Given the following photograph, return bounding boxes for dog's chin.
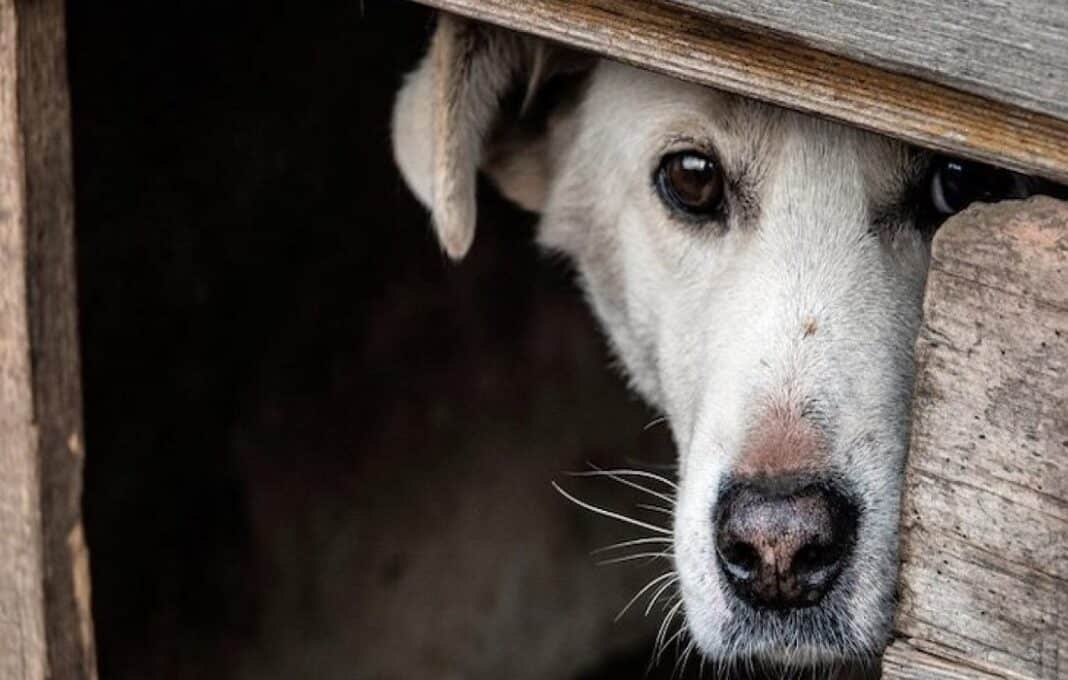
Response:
[698,638,879,673]
[684,587,887,677]
[693,639,881,680]
[696,651,879,680]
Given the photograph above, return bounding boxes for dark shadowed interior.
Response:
[68,2,704,678]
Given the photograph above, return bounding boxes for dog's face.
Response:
[550,62,929,665]
[392,18,1055,669]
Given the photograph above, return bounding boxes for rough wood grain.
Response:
[413,0,1068,184]
[0,1,48,675]
[670,0,1068,122]
[1,0,97,677]
[886,197,1068,679]
[883,639,1005,679]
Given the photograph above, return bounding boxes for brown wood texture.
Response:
[669,0,1068,121]
[885,196,1068,679]
[883,640,1004,679]
[0,0,96,678]
[413,0,1068,184]
[0,0,48,673]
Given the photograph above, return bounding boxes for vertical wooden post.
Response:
[883,197,1068,679]
[0,0,96,678]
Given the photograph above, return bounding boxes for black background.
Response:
[69,2,683,677]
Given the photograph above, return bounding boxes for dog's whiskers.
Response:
[644,574,680,616]
[675,637,698,679]
[660,619,688,662]
[654,597,685,664]
[555,466,690,672]
[643,415,668,432]
[566,467,677,504]
[662,624,690,676]
[636,502,673,516]
[585,462,678,488]
[552,482,671,535]
[591,536,673,555]
[596,549,674,567]
[614,571,679,622]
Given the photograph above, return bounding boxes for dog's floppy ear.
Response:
[392,14,592,260]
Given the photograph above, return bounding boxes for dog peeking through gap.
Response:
[391,14,1067,675]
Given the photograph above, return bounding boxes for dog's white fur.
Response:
[392,18,933,666]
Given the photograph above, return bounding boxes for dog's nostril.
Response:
[717,541,760,581]
[791,541,846,590]
[714,478,858,610]
[793,541,841,570]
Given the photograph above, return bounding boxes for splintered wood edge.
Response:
[412,0,1068,184]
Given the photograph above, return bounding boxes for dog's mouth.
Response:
[680,558,890,676]
[715,604,875,663]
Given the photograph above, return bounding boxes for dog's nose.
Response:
[714,478,857,609]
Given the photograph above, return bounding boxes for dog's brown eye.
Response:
[656,151,725,218]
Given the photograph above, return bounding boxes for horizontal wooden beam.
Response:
[413,0,1068,184]
[670,0,1068,122]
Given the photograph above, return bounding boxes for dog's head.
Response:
[392,16,1055,668]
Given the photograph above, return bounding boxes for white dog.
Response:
[391,15,1060,672]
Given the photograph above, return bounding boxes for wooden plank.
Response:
[413,0,1068,184]
[18,1,97,677]
[885,196,1068,679]
[883,639,1006,679]
[670,0,1068,122]
[0,0,97,678]
[0,1,48,675]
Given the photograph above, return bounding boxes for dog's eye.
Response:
[656,151,725,218]
[928,156,1027,216]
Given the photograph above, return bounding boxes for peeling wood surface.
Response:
[0,0,96,677]
[413,0,1068,184]
[670,0,1068,121]
[885,197,1068,679]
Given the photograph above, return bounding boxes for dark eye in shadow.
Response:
[904,155,1068,236]
[655,151,725,219]
[927,156,1028,217]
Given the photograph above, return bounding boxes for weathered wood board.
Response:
[670,0,1068,122]
[884,196,1068,679]
[414,0,1068,184]
[0,1,48,674]
[0,0,96,678]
